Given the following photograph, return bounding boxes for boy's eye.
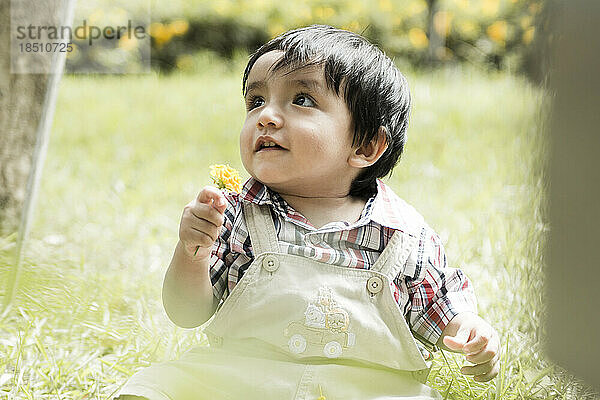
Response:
[294,94,316,107]
[246,95,264,110]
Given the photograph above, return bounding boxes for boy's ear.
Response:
[348,126,389,169]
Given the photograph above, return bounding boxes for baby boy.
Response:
[120,25,501,400]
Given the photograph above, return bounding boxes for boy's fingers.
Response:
[197,186,227,213]
[466,347,497,364]
[461,354,499,376]
[463,329,494,354]
[188,203,224,228]
[443,327,472,352]
[465,335,500,364]
[188,226,217,248]
[472,362,500,382]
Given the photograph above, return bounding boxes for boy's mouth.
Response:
[255,136,286,152]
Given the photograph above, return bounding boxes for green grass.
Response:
[0,61,597,399]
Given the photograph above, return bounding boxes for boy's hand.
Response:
[439,312,500,382]
[179,186,227,260]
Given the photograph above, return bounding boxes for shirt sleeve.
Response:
[405,225,477,346]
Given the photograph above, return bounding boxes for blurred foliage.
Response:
[65,0,547,79]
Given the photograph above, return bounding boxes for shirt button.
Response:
[262,255,279,272]
[366,276,384,295]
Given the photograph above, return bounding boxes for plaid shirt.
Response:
[209,178,477,345]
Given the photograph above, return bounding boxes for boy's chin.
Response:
[251,174,295,192]
[250,171,285,186]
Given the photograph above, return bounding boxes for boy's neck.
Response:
[277,192,367,229]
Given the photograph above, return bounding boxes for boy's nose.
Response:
[257,105,284,129]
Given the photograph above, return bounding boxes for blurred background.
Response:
[66,0,548,79]
[2,0,598,399]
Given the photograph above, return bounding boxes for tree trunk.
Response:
[0,1,50,235]
[425,0,442,66]
[546,0,600,390]
[1,0,75,311]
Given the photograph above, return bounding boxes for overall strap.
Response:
[370,229,419,280]
[243,202,281,255]
[371,231,419,280]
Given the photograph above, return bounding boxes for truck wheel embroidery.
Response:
[288,334,307,354]
[283,286,354,358]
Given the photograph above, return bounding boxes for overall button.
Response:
[366,276,383,294]
[262,255,279,272]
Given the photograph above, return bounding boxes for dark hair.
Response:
[242,25,411,200]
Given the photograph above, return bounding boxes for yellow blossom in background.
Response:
[523,27,535,45]
[169,20,189,36]
[487,20,507,45]
[408,28,429,49]
[149,22,174,47]
[434,11,454,37]
[149,20,189,47]
[482,0,500,16]
[210,164,242,193]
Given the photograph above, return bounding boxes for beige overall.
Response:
[117,202,442,400]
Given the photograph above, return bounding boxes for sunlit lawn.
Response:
[0,60,597,399]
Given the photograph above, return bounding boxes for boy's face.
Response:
[240,50,359,197]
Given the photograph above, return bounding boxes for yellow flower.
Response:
[210,164,242,193]
[487,20,507,44]
[149,22,174,47]
[409,28,429,49]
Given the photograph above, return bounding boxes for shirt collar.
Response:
[239,177,420,235]
[239,177,272,205]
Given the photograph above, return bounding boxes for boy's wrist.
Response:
[175,240,211,268]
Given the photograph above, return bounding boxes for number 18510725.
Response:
[19,42,73,53]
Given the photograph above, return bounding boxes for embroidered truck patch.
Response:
[283,286,356,358]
